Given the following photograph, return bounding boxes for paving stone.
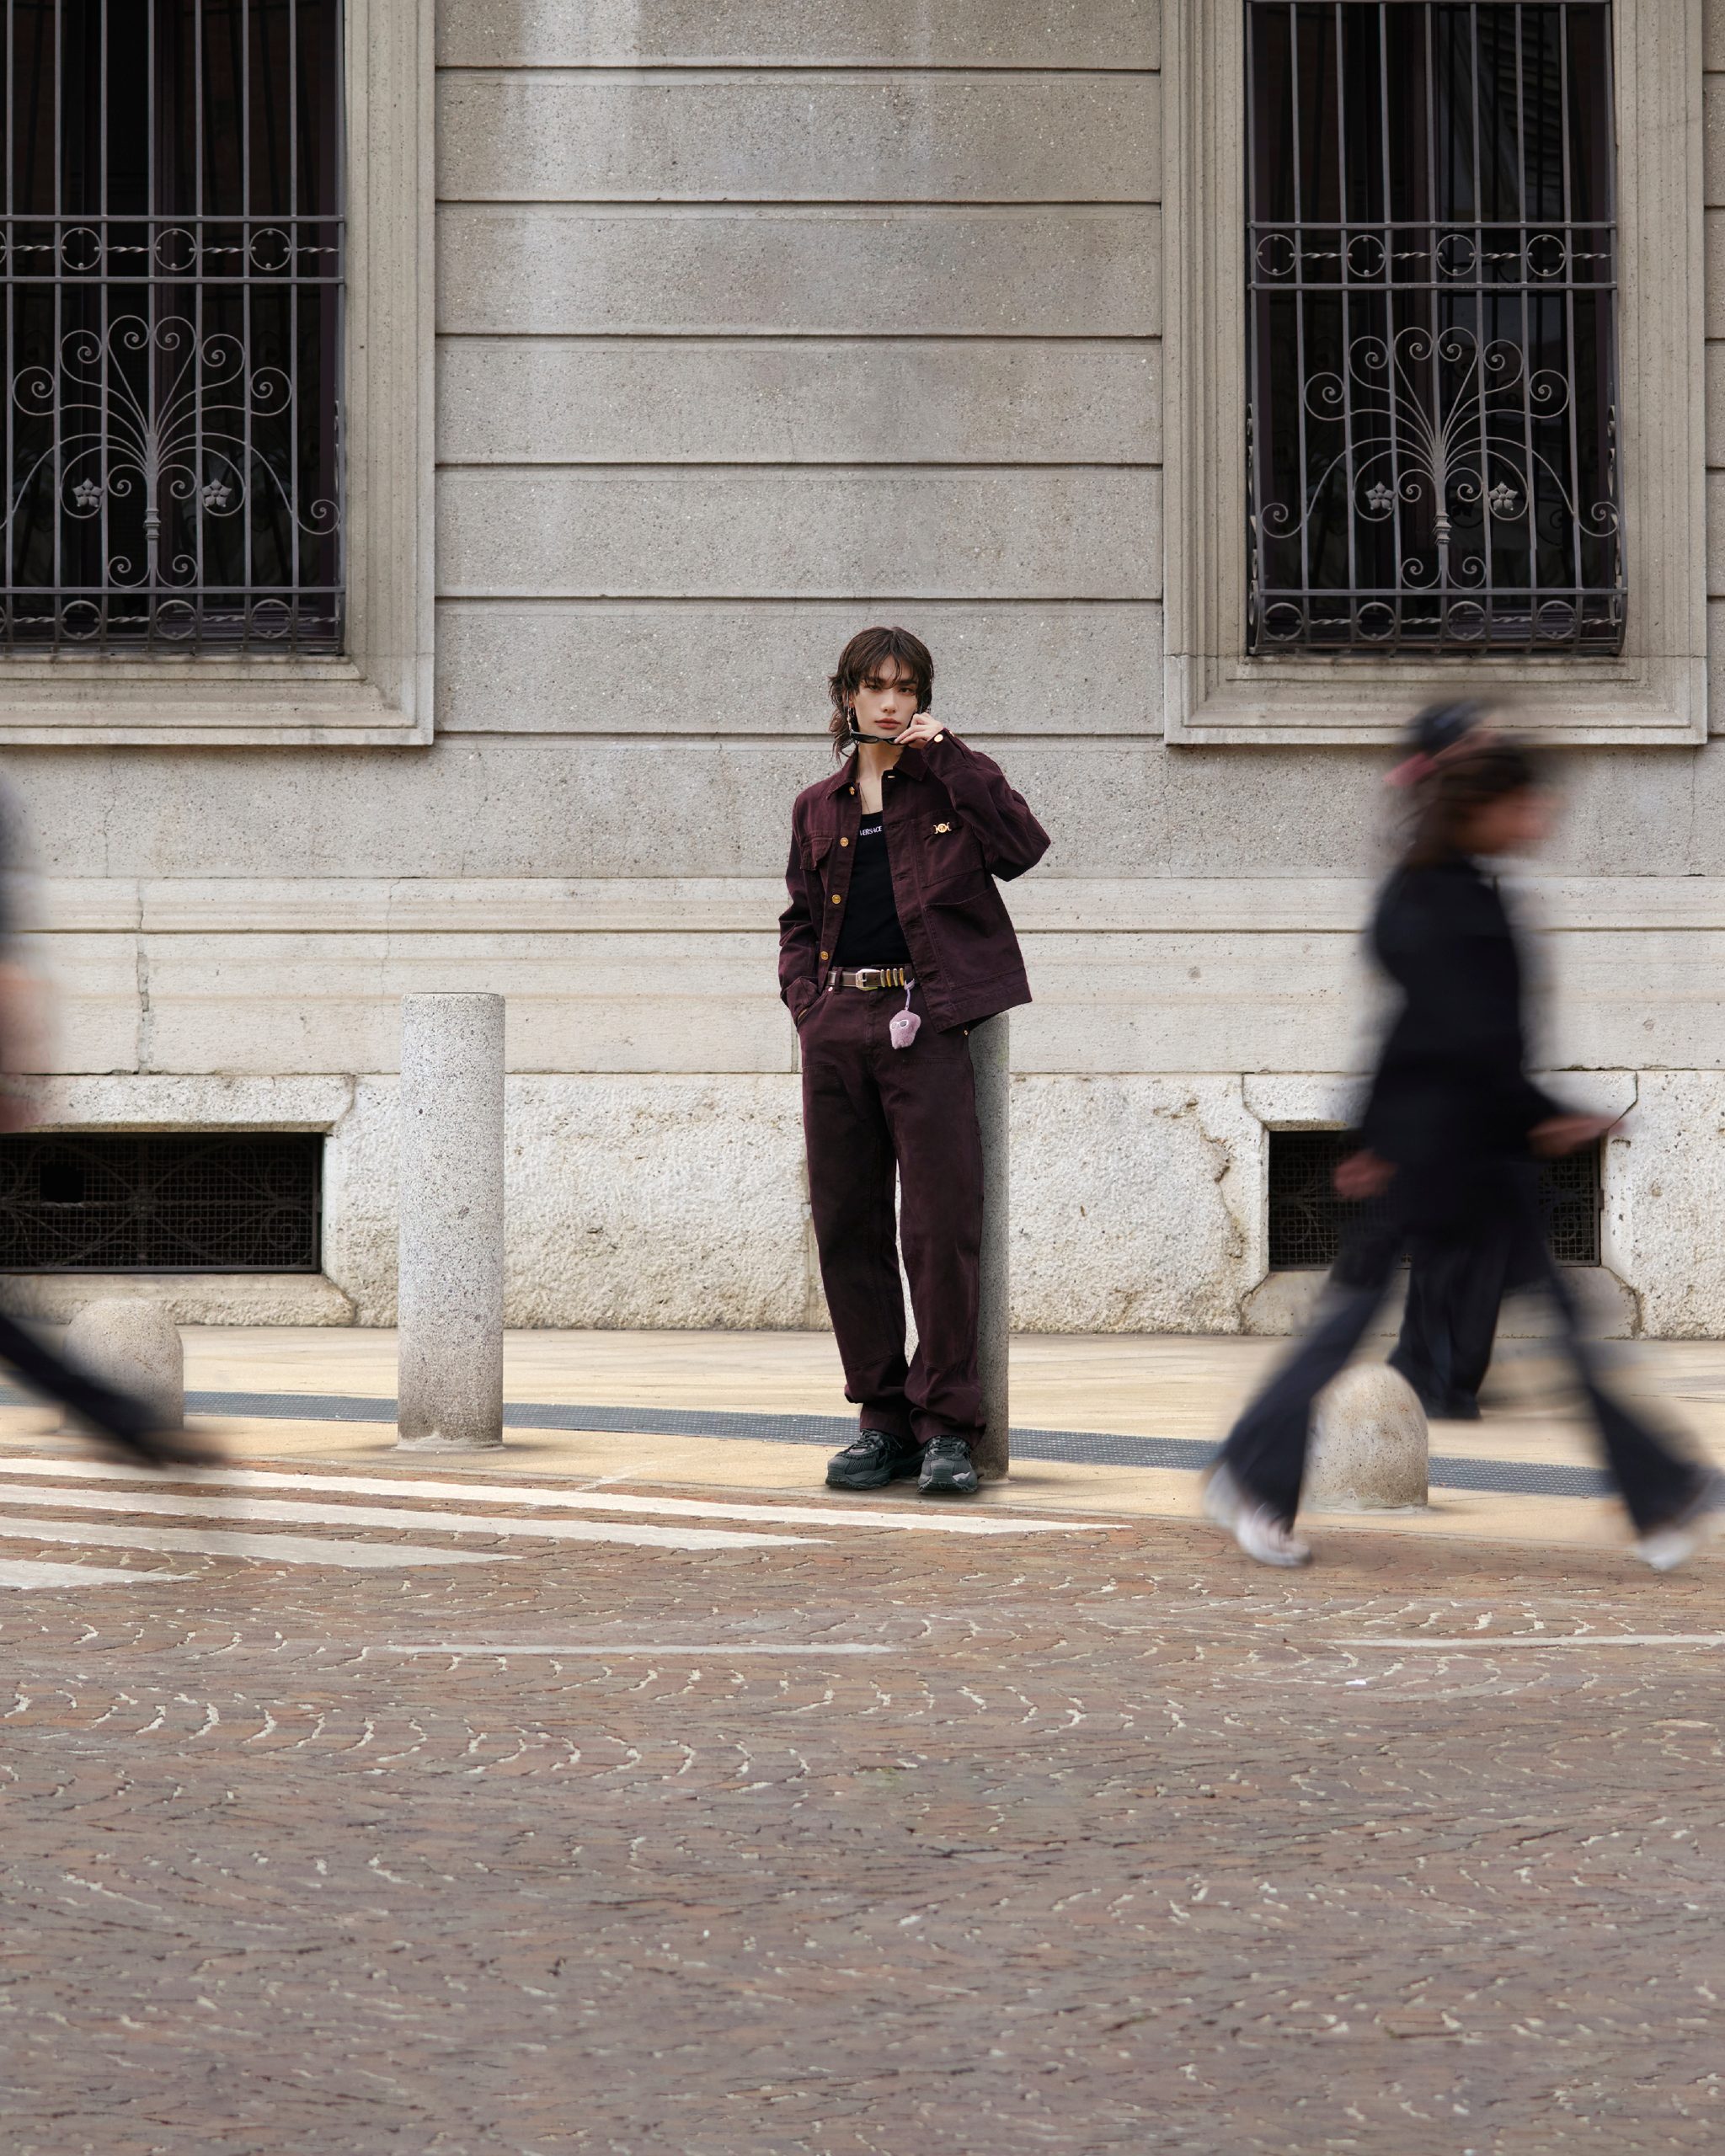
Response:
[0,1500,1722,2152]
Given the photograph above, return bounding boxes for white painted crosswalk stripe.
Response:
[378,1642,895,1658]
[0,1516,509,1569]
[0,1454,1114,1535]
[0,1556,195,1589]
[0,1450,1116,1578]
[0,1482,824,1552]
[1336,1633,1725,1651]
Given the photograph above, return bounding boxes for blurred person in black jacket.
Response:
[1204,739,1717,1572]
[1381,699,1517,1421]
[0,803,216,1466]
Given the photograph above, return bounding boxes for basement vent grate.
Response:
[1267,1130,1601,1271]
[0,1133,322,1273]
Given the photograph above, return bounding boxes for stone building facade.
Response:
[5,1,1725,1338]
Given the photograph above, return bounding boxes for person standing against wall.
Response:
[779,628,1049,1497]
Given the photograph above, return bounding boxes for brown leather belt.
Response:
[833,966,911,990]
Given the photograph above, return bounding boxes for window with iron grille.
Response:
[1267,1129,1601,1269]
[1,1,343,655]
[0,1132,322,1271]
[1246,2,1623,657]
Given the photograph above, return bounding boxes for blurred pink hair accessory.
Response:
[1385,700,1493,788]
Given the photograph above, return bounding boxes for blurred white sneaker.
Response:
[1635,1476,1725,1572]
[1203,1462,1313,1568]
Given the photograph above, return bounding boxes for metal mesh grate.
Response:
[1267,1129,1600,1269]
[0,1131,321,1270]
[1539,1138,1603,1266]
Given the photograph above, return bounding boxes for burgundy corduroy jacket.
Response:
[777,730,1050,1033]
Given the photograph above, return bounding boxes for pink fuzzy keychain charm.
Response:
[889,982,921,1050]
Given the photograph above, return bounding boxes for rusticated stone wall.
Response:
[8,1,1725,1337]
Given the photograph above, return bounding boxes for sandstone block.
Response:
[438,73,1157,206]
[439,466,1158,603]
[436,0,1158,69]
[440,205,1159,339]
[436,598,1162,738]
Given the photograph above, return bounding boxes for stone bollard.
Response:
[969,1013,1010,1481]
[396,993,505,1452]
[1306,1362,1429,1511]
[58,1297,184,1433]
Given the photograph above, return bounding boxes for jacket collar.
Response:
[820,745,927,797]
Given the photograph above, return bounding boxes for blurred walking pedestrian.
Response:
[1204,738,1718,1571]
[1383,699,1514,1422]
[0,797,216,1467]
[779,627,1049,1497]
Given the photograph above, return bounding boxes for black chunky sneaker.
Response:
[825,1428,921,1491]
[918,1433,980,1497]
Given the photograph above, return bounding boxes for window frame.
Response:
[1163,0,1706,745]
[0,0,433,747]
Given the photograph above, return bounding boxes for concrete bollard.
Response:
[1306,1363,1429,1511]
[396,993,505,1452]
[970,1012,1010,1481]
[59,1297,184,1433]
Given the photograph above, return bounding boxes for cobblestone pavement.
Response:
[2,1461,1723,2154]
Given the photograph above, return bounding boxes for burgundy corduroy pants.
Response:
[798,984,984,1446]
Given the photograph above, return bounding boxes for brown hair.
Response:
[1404,738,1542,867]
[826,627,933,757]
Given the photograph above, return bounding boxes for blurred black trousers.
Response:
[1390,1223,1516,1419]
[1219,1162,1702,1534]
[0,1307,152,1444]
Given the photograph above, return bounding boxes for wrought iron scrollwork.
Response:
[1255,325,1621,648]
[6,315,339,634]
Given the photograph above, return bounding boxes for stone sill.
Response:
[1243,1267,1635,1341]
[2,1273,355,1326]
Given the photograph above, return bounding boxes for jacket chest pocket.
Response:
[921,818,985,893]
[798,820,839,876]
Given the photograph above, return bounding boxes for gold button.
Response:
[932,732,944,743]
[831,893,841,904]
[839,836,849,847]
[820,950,829,961]
[848,786,856,795]
[934,822,951,835]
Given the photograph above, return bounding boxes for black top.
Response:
[830,814,911,969]
[1359,855,1560,1169]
